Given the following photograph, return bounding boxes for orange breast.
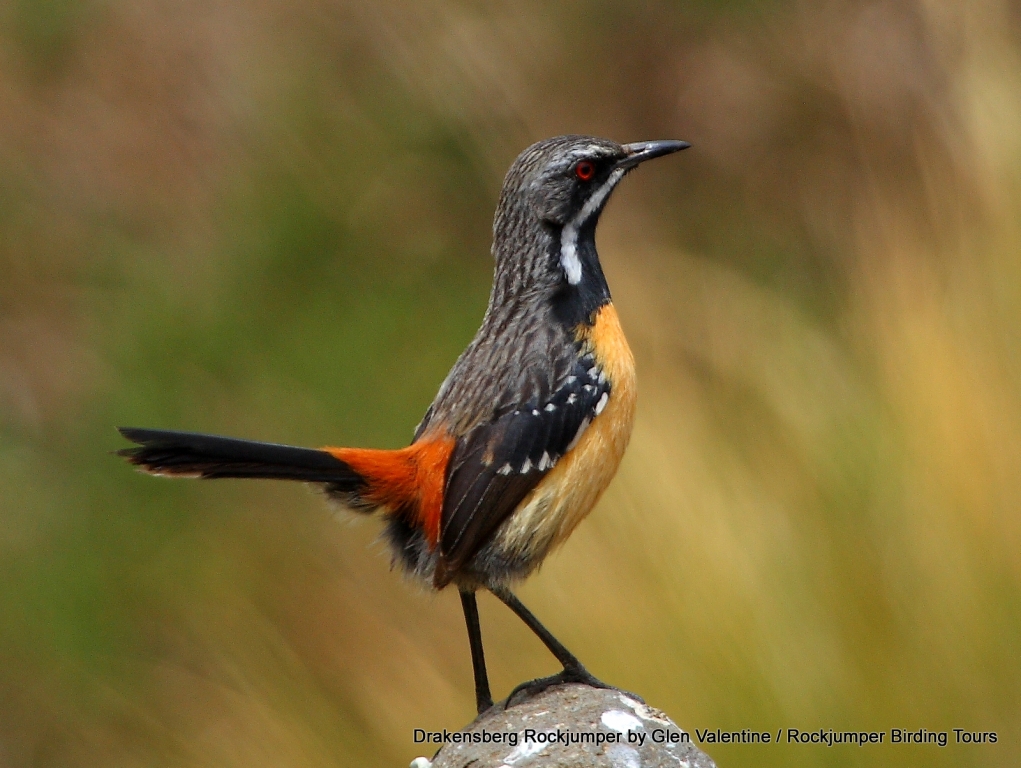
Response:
[326,434,455,546]
[489,302,637,569]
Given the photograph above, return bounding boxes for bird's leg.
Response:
[459,589,494,714]
[488,586,644,708]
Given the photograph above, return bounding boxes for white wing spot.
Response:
[566,417,591,451]
[545,403,556,412]
[565,375,577,384]
[567,393,578,404]
[538,451,553,470]
[588,366,600,378]
[532,409,540,416]
[498,463,513,475]
[520,457,532,473]
[595,392,609,415]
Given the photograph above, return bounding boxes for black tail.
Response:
[117,427,363,488]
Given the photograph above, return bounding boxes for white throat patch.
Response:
[559,167,625,285]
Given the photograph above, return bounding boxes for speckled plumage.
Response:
[117,134,688,715]
[389,137,646,589]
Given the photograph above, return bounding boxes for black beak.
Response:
[618,140,690,170]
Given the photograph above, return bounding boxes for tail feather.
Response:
[117,427,363,488]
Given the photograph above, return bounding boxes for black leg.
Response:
[459,589,493,714]
[489,585,644,707]
[489,586,581,668]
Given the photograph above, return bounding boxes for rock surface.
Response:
[411,684,717,768]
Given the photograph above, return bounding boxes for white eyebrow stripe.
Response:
[559,166,625,285]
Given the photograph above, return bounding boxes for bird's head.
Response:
[491,135,688,303]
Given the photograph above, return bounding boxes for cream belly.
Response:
[491,303,637,572]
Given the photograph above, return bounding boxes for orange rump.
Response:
[325,434,455,546]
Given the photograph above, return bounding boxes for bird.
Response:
[117,135,688,715]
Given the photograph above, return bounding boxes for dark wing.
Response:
[438,354,611,577]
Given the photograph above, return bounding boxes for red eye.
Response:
[575,161,595,181]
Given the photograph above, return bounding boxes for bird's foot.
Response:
[504,663,644,710]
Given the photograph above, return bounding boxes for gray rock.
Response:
[411,684,717,768]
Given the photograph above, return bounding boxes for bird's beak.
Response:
[618,140,690,170]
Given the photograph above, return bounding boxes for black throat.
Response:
[549,220,611,330]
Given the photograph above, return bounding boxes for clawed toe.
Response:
[504,664,644,709]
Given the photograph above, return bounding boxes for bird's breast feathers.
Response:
[490,302,637,565]
[331,301,636,587]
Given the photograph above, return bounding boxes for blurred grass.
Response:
[1,1,1020,766]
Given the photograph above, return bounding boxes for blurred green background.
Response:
[1,1,1019,766]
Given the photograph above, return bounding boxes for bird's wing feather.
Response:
[439,354,610,574]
